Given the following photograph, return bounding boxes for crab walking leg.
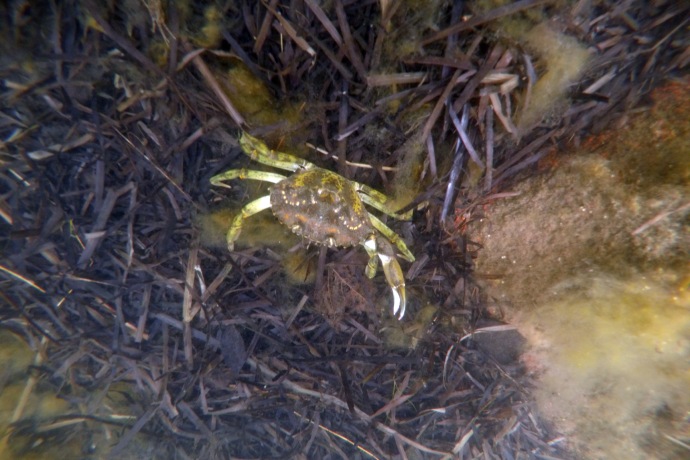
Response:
[367,213,415,262]
[239,132,316,172]
[210,169,286,187]
[353,182,413,220]
[226,195,272,251]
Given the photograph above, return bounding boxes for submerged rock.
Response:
[468,79,690,459]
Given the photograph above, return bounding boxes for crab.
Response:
[210,132,415,319]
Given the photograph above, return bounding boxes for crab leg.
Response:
[239,132,316,172]
[379,251,407,320]
[367,213,415,262]
[362,236,380,279]
[210,169,286,187]
[354,182,413,220]
[362,236,407,320]
[226,195,272,251]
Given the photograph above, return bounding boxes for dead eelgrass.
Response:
[1,0,687,458]
[314,260,378,324]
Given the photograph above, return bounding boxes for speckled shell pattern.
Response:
[269,168,372,247]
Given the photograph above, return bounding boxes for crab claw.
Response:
[362,235,408,320]
[377,252,406,320]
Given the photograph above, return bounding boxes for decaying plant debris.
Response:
[1,0,687,458]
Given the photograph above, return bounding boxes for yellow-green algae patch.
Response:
[198,208,297,252]
[383,303,440,350]
[389,127,430,211]
[197,208,316,286]
[215,62,306,151]
[516,22,591,132]
[469,1,591,134]
[0,330,152,458]
[525,273,690,460]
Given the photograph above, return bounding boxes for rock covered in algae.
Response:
[467,79,690,459]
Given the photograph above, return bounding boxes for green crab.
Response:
[210,132,415,320]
